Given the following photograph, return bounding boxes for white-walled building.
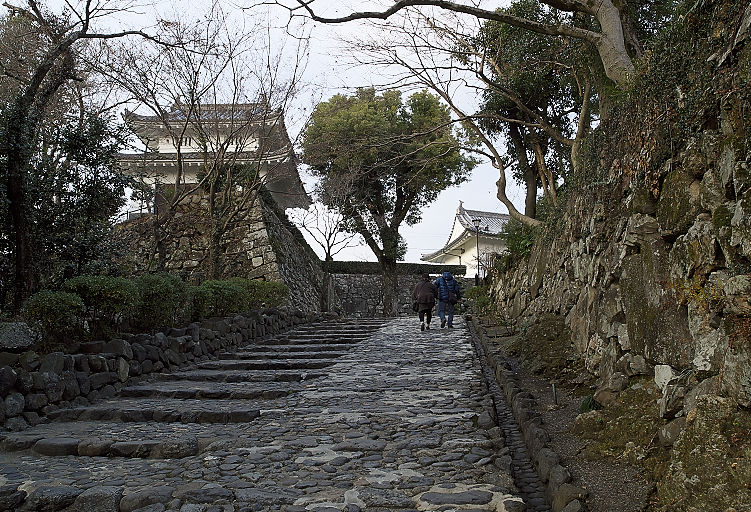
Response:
[118,102,309,212]
[421,202,509,280]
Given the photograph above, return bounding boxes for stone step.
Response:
[239,343,355,353]
[218,350,349,360]
[47,398,265,424]
[1,431,203,459]
[196,359,337,371]
[284,324,385,334]
[259,336,365,345]
[155,369,326,383]
[119,381,300,400]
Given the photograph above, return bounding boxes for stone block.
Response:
[25,393,48,411]
[90,372,118,390]
[683,375,722,416]
[536,447,559,483]
[0,322,38,353]
[110,440,160,458]
[61,371,80,401]
[88,354,107,372]
[4,391,24,416]
[23,485,82,510]
[0,366,18,396]
[0,485,26,511]
[117,357,130,382]
[33,437,81,456]
[5,416,28,431]
[552,483,587,512]
[659,416,687,447]
[78,439,113,457]
[658,383,687,419]
[724,274,751,315]
[67,485,123,512]
[39,351,66,374]
[657,167,703,237]
[119,486,175,512]
[654,365,676,392]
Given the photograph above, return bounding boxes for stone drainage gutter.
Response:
[467,317,586,512]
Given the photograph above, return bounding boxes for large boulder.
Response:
[0,323,38,353]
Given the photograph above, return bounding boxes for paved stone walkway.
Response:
[0,318,529,512]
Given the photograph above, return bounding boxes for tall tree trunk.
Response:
[381,260,399,317]
[209,223,222,279]
[4,103,39,312]
[508,124,537,219]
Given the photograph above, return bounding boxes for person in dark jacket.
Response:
[434,271,460,328]
[412,273,437,331]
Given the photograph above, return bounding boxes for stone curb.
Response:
[0,308,338,432]
[468,316,586,512]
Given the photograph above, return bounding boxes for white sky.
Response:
[281,1,524,263]
[44,0,524,263]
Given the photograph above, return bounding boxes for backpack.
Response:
[439,277,459,304]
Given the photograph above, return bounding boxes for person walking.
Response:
[412,273,437,331]
[434,271,461,328]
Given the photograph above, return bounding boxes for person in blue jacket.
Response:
[434,271,460,328]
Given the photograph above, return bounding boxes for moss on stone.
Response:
[713,202,733,230]
[656,396,751,511]
[656,168,702,236]
[507,314,573,377]
[620,242,694,368]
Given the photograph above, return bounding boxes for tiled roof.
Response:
[455,202,510,235]
[124,103,275,123]
[421,202,509,261]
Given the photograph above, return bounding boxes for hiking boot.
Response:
[441,320,446,328]
[447,324,454,328]
[420,322,425,331]
[425,323,430,330]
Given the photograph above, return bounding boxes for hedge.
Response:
[136,273,189,331]
[322,261,466,276]
[23,290,84,347]
[24,274,290,346]
[63,275,139,337]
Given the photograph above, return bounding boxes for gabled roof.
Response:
[444,201,509,245]
[454,201,510,235]
[124,103,277,124]
[421,202,509,262]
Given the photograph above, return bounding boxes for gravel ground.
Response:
[476,320,652,512]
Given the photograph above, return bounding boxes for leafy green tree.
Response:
[0,1,173,312]
[475,0,593,218]
[302,88,476,315]
[29,114,131,283]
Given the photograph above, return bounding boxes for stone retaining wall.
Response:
[332,274,471,316]
[115,192,328,313]
[0,309,329,432]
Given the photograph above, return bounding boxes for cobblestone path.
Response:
[0,318,529,512]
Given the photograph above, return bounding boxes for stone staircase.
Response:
[0,319,386,462]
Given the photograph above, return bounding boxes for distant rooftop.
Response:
[124,103,280,124]
[454,201,510,236]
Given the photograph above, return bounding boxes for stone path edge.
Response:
[467,316,587,512]
[0,308,339,432]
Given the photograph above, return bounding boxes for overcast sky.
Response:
[47,0,523,263]
[280,0,523,263]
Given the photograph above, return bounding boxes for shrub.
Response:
[192,279,248,318]
[23,290,84,347]
[63,275,138,337]
[464,285,493,315]
[500,218,538,260]
[136,273,189,331]
[243,279,289,309]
